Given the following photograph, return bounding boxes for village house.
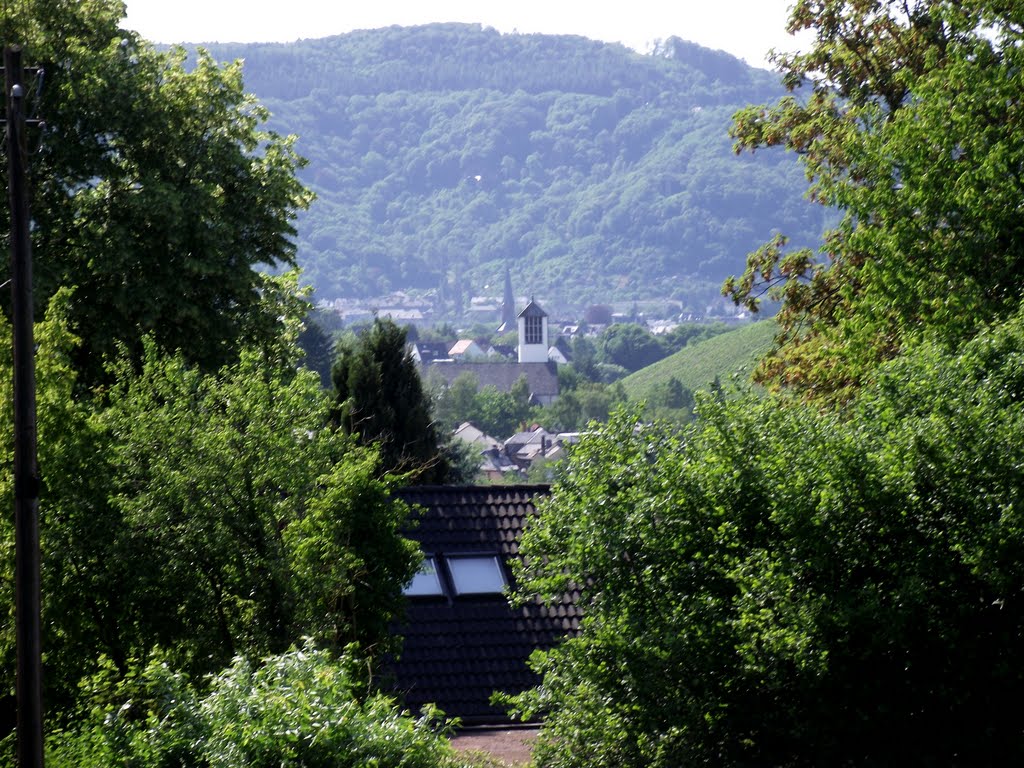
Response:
[387,485,580,724]
[452,421,501,451]
[409,340,452,364]
[502,427,559,468]
[446,338,488,360]
[452,422,577,481]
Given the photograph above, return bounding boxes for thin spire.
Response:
[498,265,516,332]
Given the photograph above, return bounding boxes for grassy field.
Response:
[621,320,777,402]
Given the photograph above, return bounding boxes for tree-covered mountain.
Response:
[202,24,825,315]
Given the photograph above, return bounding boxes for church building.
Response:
[416,297,560,405]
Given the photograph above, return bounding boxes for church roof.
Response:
[517,299,547,319]
[420,361,559,398]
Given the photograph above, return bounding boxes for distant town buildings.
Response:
[314,277,752,331]
[452,421,578,482]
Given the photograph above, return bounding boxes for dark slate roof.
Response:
[411,341,452,363]
[420,361,559,398]
[388,485,580,725]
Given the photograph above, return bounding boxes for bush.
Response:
[47,643,465,768]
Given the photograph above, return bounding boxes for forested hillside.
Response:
[203,25,825,313]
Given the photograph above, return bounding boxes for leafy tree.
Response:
[507,311,1024,766]
[0,1,311,385]
[0,302,419,720]
[536,381,627,433]
[647,375,695,419]
[102,342,416,668]
[416,322,458,343]
[540,390,583,432]
[555,362,584,393]
[46,643,465,768]
[568,336,599,381]
[595,323,665,373]
[430,371,483,431]
[470,375,536,438]
[332,318,452,483]
[0,292,101,718]
[727,1,1024,399]
[593,362,630,384]
[525,454,566,486]
[443,438,486,486]
[658,376,686,409]
[204,24,822,310]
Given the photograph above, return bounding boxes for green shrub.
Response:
[47,643,465,768]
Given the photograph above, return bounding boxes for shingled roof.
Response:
[388,485,580,725]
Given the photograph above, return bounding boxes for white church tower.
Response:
[517,298,549,363]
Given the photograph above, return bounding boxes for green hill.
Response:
[197,26,825,315]
[621,320,777,400]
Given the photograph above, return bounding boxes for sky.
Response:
[122,1,807,69]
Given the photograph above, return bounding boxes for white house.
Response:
[448,339,488,360]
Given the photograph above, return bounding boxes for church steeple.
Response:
[497,266,516,333]
[517,297,549,363]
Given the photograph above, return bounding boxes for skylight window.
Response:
[404,556,444,597]
[447,555,507,595]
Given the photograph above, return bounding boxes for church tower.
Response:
[517,298,549,363]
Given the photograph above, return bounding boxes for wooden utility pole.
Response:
[5,43,44,768]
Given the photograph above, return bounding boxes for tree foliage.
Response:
[508,310,1024,765]
[534,381,628,433]
[46,643,464,768]
[727,0,1024,399]
[296,311,337,387]
[200,24,824,309]
[0,300,419,719]
[594,323,665,373]
[471,376,535,439]
[431,371,537,439]
[332,318,454,483]
[0,0,311,385]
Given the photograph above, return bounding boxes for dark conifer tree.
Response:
[331,318,452,483]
